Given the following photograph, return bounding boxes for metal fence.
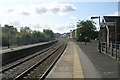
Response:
[2,37,55,47]
[99,42,120,61]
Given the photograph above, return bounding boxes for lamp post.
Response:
[91,16,100,26]
[91,16,101,53]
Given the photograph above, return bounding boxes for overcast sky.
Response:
[0,0,119,33]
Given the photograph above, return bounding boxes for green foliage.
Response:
[2,24,55,46]
[76,20,98,42]
[20,26,32,38]
[32,30,44,38]
[2,24,18,45]
[43,29,54,38]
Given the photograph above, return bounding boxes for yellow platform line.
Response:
[73,42,84,79]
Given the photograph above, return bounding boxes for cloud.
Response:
[55,22,76,33]
[60,4,76,12]
[35,2,76,15]
[21,12,30,15]
[70,16,77,21]
[7,9,14,13]
[56,16,77,32]
[66,23,75,28]
[30,24,43,29]
[35,7,47,15]
[57,26,65,31]
[9,21,20,27]
[51,6,60,14]
[4,2,76,16]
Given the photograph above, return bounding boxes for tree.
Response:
[2,24,55,46]
[76,20,98,42]
[20,26,32,38]
[43,29,54,38]
[2,24,18,46]
[32,30,44,38]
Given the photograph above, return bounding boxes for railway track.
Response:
[1,40,67,80]
[1,41,60,73]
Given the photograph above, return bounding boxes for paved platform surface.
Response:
[47,40,119,79]
[47,41,84,78]
[77,41,118,79]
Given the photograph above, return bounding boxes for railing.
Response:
[99,42,120,61]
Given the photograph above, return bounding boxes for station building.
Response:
[99,16,120,47]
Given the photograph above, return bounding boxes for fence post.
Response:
[100,42,102,53]
[115,44,118,61]
[118,44,120,61]
[106,42,107,53]
[111,43,113,56]
[98,41,101,53]
[101,42,103,53]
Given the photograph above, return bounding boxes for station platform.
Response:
[1,42,48,54]
[47,41,84,78]
[46,40,118,79]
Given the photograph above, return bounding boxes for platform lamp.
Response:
[91,16,100,27]
[91,16,101,53]
[91,16,101,38]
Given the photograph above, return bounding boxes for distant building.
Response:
[62,33,70,38]
[99,16,120,46]
[75,29,77,39]
[70,30,72,38]
[72,30,75,39]
[66,32,70,38]
[70,30,76,39]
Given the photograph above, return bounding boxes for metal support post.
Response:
[106,42,107,53]
[115,20,117,60]
[111,43,113,56]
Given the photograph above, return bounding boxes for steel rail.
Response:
[1,42,60,74]
[13,42,63,80]
[40,43,67,80]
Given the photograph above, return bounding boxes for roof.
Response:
[103,16,120,22]
[103,16,120,28]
